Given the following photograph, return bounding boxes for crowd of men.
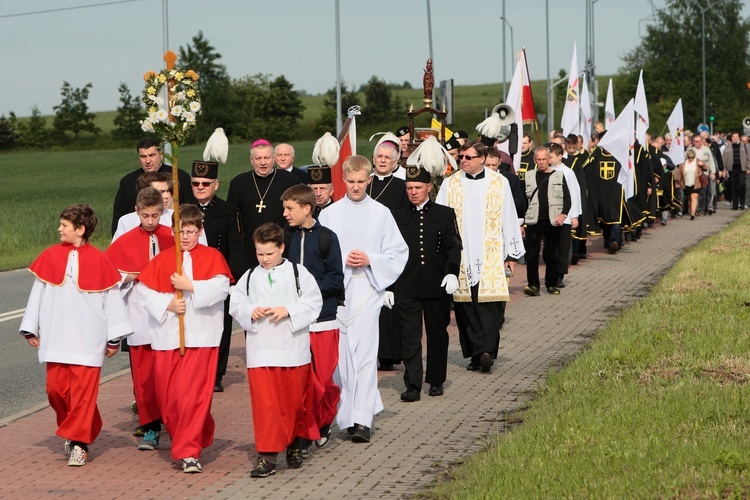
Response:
[104,119,748,473]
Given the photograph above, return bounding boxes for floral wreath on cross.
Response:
[140,68,201,145]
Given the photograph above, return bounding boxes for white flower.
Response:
[170,105,184,117]
[175,91,186,101]
[141,120,155,133]
[182,111,196,123]
[149,95,164,106]
[189,101,201,113]
[155,109,169,122]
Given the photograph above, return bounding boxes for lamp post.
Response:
[693,0,718,126]
[501,15,515,80]
[502,0,506,100]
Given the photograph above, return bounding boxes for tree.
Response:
[0,114,18,150]
[315,82,360,135]
[18,107,50,149]
[178,31,237,141]
[52,81,100,140]
[112,83,145,141]
[230,74,305,142]
[362,76,393,124]
[620,0,750,131]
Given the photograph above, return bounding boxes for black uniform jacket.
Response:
[392,200,462,299]
[193,196,244,281]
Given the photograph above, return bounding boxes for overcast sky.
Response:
[2,0,746,117]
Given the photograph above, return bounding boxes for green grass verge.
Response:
[429,216,750,498]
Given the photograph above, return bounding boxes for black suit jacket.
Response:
[393,201,462,299]
[112,164,194,235]
[193,196,244,281]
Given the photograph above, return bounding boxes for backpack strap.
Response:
[318,226,332,262]
[292,262,301,297]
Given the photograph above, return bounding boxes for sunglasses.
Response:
[191,181,215,188]
[457,154,481,161]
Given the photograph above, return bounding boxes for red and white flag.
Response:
[520,49,536,125]
[499,55,524,171]
[580,76,592,150]
[605,78,615,129]
[560,43,580,137]
[634,70,649,145]
[331,108,358,201]
[666,98,685,166]
[599,98,635,199]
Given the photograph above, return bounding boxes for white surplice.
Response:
[20,250,132,367]
[319,194,408,428]
[136,250,230,351]
[230,260,322,368]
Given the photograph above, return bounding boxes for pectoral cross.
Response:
[256,200,266,213]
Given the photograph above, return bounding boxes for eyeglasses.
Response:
[457,154,481,161]
[179,229,199,236]
[191,181,216,188]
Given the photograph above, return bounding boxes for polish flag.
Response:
[331,108,358,201]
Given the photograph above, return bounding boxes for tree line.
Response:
[0,31,409,152]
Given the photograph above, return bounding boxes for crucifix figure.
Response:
[255,200,267,213]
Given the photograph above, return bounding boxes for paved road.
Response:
[0,208,741,499]
[0,268,130,421]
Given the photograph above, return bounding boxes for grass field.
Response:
[429,215,750,498]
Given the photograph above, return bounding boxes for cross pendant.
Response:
[256,200,266,213]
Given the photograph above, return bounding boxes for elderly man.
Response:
[691,134,718,215]
[112,137,194,235]
[308,165,335,218]
[274,143,310,185]
[227,139,297,272]
[190,160,243,392]
[722,132,750,210]
[436,141,524,374]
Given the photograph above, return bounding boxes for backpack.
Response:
[283,226,346,306]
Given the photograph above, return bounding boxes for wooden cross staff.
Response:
[164,50,186,356]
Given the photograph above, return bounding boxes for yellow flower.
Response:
[149,107,157,113]
[186,89,195,97]
[147,86,156,95]
[158,74,167,83]
[174,72,183,80]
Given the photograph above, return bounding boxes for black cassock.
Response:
[227,168,297,273]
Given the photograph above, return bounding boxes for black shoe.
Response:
[607,242,619,254]
[546,286,560,295]
[466,362,481,371]
[556,278,566,288]
[250,458,276,478]
[286,443,304,468]
[523,285,540,297]
[214,379,224,393]
[132,425,145,437]
[480,352,493,373]
[347,426,355,435]
[299,438,313,459]
[400,388,421,402]
[351,424,371,443]
[378,363,394,371]
[570,254,580,266]
[315,424,333,448]
[428,385,444,397]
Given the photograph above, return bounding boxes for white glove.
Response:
[383,291,395,309]
[441,274,459,294]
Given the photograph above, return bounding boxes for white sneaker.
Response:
[182,457,202,473]
[64,439,71,454]
[68,445,87,467]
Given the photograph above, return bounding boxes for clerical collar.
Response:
[465,169,486,180]
[252,168,276,179]
[374,173,392,181]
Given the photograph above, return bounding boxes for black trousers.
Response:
[730,169,745,208]
[216,298,233,381]
[377,299,402,364]
[397,296,451,391]
[557,223,572,276]
[453,284,505,361]
[525,220,562,288]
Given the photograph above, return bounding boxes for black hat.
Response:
[307,165,332,184]
[405,165,432,183]
[191,160,218,179]
[444,137,461,151]
[396,126,410,137]
[452,130,469,140]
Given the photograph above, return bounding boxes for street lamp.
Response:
[693,0,718,125]
[501,15,515,77]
